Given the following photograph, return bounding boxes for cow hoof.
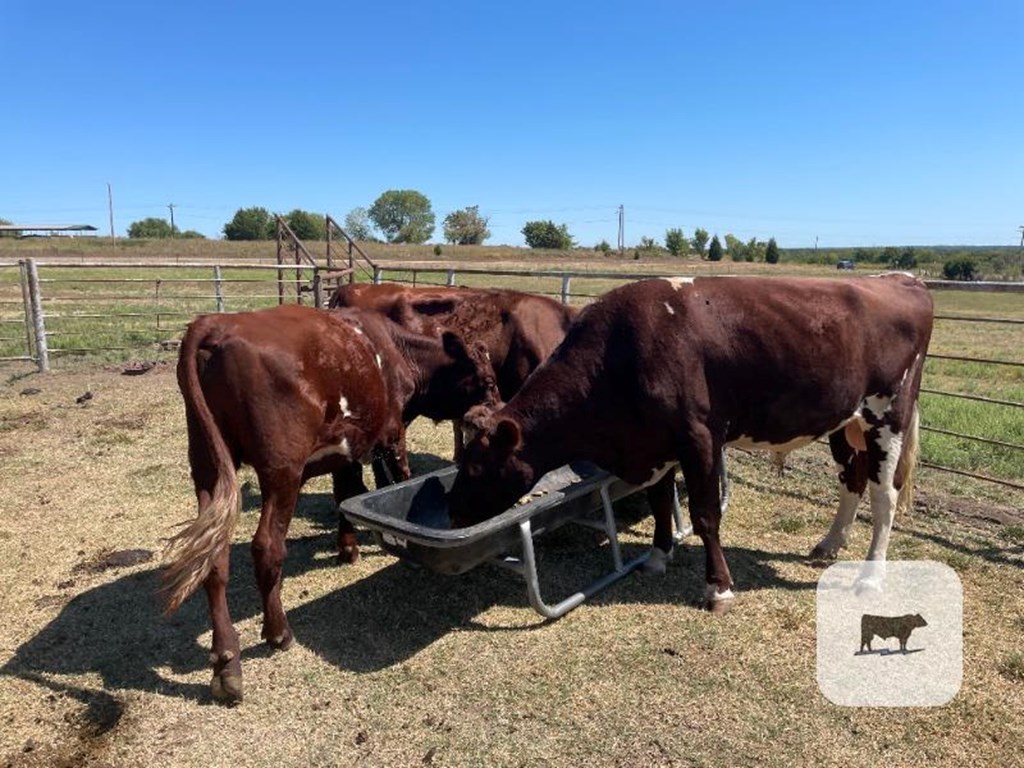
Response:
[705,598,733,616]
[854,577,883,596]
[337,545,360,565]
[265,630,294,651]
[702,585,735,615]
[808,544,838,562]
[855,562,886,594]
[211,673,243,705]
[641,546,672,575]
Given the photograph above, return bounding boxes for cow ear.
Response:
[491,416,522,454]
[442,331,470,361]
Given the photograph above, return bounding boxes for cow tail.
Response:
[895,403,920,517]
[162,321,240,615]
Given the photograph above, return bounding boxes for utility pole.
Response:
[1018,225,1023,273]
[617,204,624,254]
[168,203,176,237]
[107,183,115,240]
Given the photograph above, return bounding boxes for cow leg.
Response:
[251,468,301,650]
[373,430,412,488]
[681,432,733,613]
[331,463,367,564]
[812,432,869,560]
[453,419,465,463]
[187,458,244,703]
[857,423,905,592]
[642,472,678,574]
[204,541,243,704]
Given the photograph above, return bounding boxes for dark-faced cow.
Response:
[328,282,579,457]
[860,613,928,653]
[163,304,497,703]
[448,274,934,611]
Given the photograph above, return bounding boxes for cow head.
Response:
[447,405,535,527]
[912,613,928,628]
[422,331,500,420]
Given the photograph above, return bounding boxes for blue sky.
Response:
[2,1,1021,248]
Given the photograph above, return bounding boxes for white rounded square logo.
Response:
[816,561,962,707]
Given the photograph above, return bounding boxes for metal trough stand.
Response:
[493,480,692,620]
[339,463,696,621]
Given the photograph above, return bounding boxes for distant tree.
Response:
[665,228,688,257]
[724,233,746,262]
[522,220,574,249]
[178,230,206,239]
[890,247,917,270]
[443,205,491,245]
[0,217,14,238]
[223,206,275,241]
[128,217,175,238]
[746,237,765,262]
[708,234,723,262]
[942,258,976,281]
[343,207,373,241]
[368,189,435,243]
[595,239,612,255]
[765,237,780,264]
[283,209,325,241]
[691,227,710,258]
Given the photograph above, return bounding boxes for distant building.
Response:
[0,224,99,238]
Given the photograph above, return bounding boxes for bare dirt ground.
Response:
[1,362,1022,768]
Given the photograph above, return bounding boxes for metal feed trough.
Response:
[339,462,692,619]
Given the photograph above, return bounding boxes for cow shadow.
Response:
[854,648,925,656]
[2,480,819,702]
[239,451,454,535]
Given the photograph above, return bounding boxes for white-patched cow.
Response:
[448,274,934,611]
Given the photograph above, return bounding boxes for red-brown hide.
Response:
[164,304,496,703]
[449,275,934,609]
[329,283,578,456]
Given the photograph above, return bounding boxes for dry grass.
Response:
[1,362,1022,767]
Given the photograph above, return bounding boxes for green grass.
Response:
[2,245,1022,486]
[1000,652,1024,682]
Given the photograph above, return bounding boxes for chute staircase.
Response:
[274,214,378,307]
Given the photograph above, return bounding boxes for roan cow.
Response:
[163,304,498,703]
[448,274,934,612]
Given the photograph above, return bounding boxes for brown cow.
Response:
[328,282,579,457]
[448,274,934,611]
[163,304,497,703]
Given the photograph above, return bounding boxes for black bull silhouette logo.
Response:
[859,613,928,653]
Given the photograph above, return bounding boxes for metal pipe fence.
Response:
[2,259,1021,494]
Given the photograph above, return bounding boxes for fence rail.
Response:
[2,259,1021,495]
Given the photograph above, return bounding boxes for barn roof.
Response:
[0,224,98,232]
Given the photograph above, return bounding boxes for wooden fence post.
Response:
[560,274,572,305]
[25,259,49,373]
[373,266,383,285]
[18,260,35,359]
[154,279,162,336]
[446,269,456,287]
[213,265,225,312]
